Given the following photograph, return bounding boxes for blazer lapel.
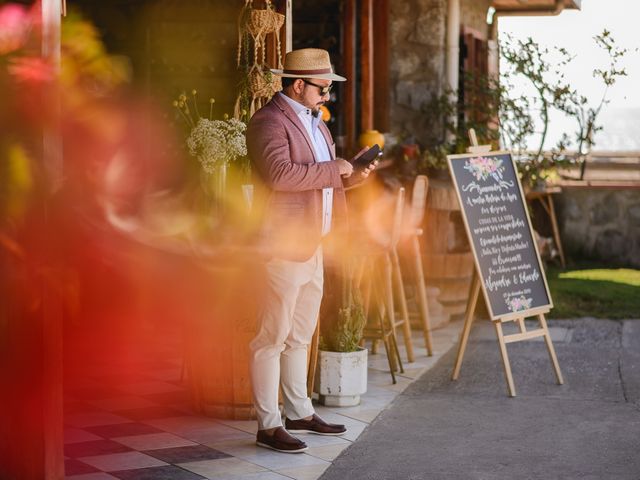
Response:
[272,94,317,161]
[319,121,336,160]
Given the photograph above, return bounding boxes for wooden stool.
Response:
[402,175,434,355]
[387,187,415,362]
[362,256,404,385]
[357,187,415,365]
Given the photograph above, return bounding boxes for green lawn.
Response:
[546,265,640,319]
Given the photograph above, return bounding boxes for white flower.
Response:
[186,117,247,173]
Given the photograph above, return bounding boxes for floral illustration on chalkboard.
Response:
[506,295,532,312]
[464,156,505,182]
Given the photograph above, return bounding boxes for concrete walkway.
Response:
[320,318,640,480]
[62,322,463,480]
[199,323,463,479]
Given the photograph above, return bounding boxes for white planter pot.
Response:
[314,347,368,407]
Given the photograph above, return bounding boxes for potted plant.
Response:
[315,263,368,407]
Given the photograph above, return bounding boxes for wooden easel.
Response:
[451,273,563,396]
[450,130,564,397]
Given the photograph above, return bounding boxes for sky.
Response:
[499,0,640,151]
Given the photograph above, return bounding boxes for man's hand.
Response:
[337,159,354,177]
[350,146,379,178]
[359,159,378,179]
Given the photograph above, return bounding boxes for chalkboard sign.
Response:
[447,152,553,320]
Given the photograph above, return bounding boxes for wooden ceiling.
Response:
[491,0,581,11]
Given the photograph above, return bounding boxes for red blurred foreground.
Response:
[0,4,264,478]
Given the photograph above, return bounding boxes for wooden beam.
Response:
[373,0,389,133]
[360,0,374,132]
[343,0,356,154]
[42,2,65,479]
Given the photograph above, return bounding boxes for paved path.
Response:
[320,318,640,480]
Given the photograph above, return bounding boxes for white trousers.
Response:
[250,247,323,430]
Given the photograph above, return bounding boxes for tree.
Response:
[499,30,631,183]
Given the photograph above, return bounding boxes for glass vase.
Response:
[200,163,227,223]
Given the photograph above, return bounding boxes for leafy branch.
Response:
[553,30,628,177]
[499,30,631,181]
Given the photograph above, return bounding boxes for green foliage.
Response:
[319,261,367,353]
[499,30,630,183]
[547,265,640,319]
[515,151,571,189]
[416,91,456,171]
[419,142,451,172]
[392,30,631,187]
[457,72,502,148]
[320,298,366,353]
[552,30,628,157]
[500,34,565,159]
[416,73,502,173]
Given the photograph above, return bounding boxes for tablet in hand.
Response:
[352,144,381,169]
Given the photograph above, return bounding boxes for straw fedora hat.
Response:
[270,48,346,81]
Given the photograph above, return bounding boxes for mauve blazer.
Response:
[247,93,349,262]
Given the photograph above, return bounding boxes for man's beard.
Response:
[311,102,324,116]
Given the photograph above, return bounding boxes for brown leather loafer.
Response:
[256,427,308,453]
[285,414,347,436]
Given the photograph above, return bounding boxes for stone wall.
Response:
[556,187,640,267]
[388,0,492,142]
[389,0,446,140]
[460,1,491,36]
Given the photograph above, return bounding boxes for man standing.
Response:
[247,48,374,453]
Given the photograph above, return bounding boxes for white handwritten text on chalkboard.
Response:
[448,153,551,318]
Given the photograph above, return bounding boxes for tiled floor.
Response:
[64,323,463,480]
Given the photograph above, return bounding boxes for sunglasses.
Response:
[303,79,333,96]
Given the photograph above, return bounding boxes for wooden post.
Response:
[360,0,374,132]
[344,0,356,154]
[42,1,64,478]
[373,0,389,133]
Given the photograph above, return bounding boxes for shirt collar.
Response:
[279,92,309,115]
[279,92,320,119]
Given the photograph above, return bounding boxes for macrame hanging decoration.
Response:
[235,0,285,120]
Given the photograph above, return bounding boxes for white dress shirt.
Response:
[279,92,333,236]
